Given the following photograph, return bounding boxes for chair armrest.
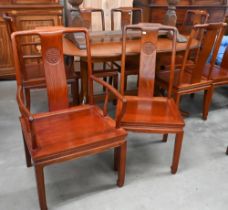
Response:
[90,75,127,128]
[17,86,33,121]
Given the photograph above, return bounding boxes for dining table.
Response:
[63,30,199,102]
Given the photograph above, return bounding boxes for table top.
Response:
[63,30,199,59]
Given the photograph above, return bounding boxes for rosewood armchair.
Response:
[118,23,185,174]
[111,7,143,93]
[157,23,226,121]
[12,27,127,210]
[3,14,79,108]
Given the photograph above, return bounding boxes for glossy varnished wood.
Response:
[12,27,127,210]
[119,23,185,174]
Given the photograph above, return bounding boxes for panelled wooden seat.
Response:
[157,23,226,120]
[12,27,127,210]
[118,23,185,174]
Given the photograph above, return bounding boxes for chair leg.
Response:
[174,92,181,107]
[202,86,213,121]
[226,147,228,155]
[162,134,168,143]
[117,141,127,187]
[71,79,79,105]
[114,147,120,171]
[22,131,32,167]
[113,75,118,105]
[190,93,195,99]
[124,75,128,92]
[25,88,31,110]
[35,165,48,210]
[171,131,184,174]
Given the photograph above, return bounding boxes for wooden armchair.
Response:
[12,27,127,210]
[157,23,226,120]
[111,7,143,93]
[118,23,185,174]
[3,14,79,108]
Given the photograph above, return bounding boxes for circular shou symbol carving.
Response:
[143,42,156,55]
[46,48,61,65]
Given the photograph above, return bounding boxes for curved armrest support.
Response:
[17,86,33,121]
[90,75,127,128]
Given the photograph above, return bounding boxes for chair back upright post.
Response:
[111,7,143,31]
[120,23,177,98]
[179,23,226,85]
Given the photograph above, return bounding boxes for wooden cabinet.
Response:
[0,1,63,79]
[133,0,228,30]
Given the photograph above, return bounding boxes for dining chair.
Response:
[118,23,185,174]
[111,7,143,93]
[3,14,79,109]
[69,8,119,101]
[157,23,226,121]
[181,10,209,35]
[159,10,209,70]
[12,27,127,210]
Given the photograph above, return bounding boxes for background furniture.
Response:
[0,0,63,79]
[12,27,127,210]
[119,23,185,174]
[133,0,228,30]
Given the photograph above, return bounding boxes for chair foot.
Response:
[116,141,127,187]
[162,134,168,143]
[35,165,48,210]
[170,131,184,174]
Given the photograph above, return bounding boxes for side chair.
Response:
[157,23,226,121]
[118,23,185,174]
[12,27,127,210]
[111,7,143,93]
